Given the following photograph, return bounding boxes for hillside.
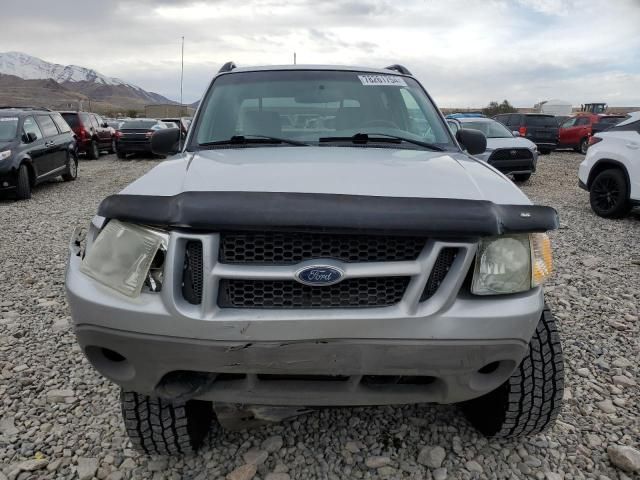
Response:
[0,52,174,113]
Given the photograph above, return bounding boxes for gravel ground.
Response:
[0,151,638,480]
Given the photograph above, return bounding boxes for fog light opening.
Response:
[102,348,126,363]
[478,361,500,374]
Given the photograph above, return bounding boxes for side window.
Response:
[575,117,590,126]
[562,118,577,128]
[89,115,100,129]
[36,115,60,138]
[22,116,43,141]
[446,119,460,134]
[51,113,71,133]
[95,115,104,127]
[507,114,520,126]
[494,115,507,125]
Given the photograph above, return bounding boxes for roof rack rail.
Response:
[218,61,237,73]
[0,106,52,111]
[384,64,412,75]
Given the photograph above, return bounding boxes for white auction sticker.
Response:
[0,117,18,122]
[358,75,407,86]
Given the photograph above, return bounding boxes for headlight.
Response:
[80,220,167,297]
[0,150,11,161]
[472,233,553,295]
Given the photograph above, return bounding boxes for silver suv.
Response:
[66,63,564,455]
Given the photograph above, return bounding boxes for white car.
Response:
[448,117,538,182]
[578,111,640,217]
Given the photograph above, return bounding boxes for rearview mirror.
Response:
[512,130,520,137]
[151,128,181,155]
[456,128,486,155]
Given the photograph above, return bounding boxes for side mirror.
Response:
[456,128,486,155]
[151,128,181,155]
[512,130,520,137]
[23,132,38,143]
[102,122,109,128]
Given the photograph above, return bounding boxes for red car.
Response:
[59,111,116,159]
[558,113,626,154]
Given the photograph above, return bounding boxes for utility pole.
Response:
[294,52,296,65]
[180,36,185,112]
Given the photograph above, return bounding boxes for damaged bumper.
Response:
[66,227,544,406]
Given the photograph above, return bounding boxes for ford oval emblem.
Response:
[295,265,345,286]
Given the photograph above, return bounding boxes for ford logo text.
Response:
[295,265,345,286]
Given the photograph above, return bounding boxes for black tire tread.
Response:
[513,173,532,183]
[462,305,564,438]
[62,154,77,182]
[120,390,212,455]
[15,164,31,200]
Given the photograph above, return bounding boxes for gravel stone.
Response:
[365,456,391,468]
[261,435,284,453]
[417,445,446,468]
[465,460,483,473]
[265,474,290,480]
[0,152,638,479]
[226,464,257,480]
[242,448,268,465]
[76,457,99,480]
[607,445,640,472]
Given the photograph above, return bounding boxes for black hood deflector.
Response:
[98,191,559,236]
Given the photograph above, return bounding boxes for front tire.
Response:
[15,164,32,200]
[461,305,564,438]
[513,173,532,183]
[589,169,631,218]
[120,391,213,455]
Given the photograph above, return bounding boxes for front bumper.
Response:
[66,228,544,405]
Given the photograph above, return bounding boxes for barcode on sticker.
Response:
[358,75,407,86]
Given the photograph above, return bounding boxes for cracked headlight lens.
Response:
[80,220,167,297]
[472,233,553,295]
[472,234,532,295]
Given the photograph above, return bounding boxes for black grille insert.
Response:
[219,232,426,264]
[420,248,459,301]
[489,148,533,161]
[182,241,203,304]
[218,277,409,309]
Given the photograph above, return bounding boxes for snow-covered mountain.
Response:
[0,52,133,87]
[0,52,173,107]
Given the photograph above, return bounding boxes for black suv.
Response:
[0,107,78,200]
[494,113,559,153]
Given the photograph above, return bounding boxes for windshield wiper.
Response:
[200,135,309,147]
[318,133,444,151]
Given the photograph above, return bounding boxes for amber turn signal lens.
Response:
[530,233,553,286]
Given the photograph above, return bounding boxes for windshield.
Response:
[461,120,512,138]
[193,70,454,149]
[0,117,19,141]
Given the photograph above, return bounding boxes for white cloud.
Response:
[0,0,638,106]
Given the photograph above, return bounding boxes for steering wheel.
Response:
[360,119,399,129]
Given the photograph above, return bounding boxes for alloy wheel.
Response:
[592,176,620,211]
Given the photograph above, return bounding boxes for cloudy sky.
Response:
[1,0,639,107]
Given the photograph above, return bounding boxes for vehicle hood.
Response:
[486,137,536,151]
[119,146,531,205]
[0,140,16,151]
